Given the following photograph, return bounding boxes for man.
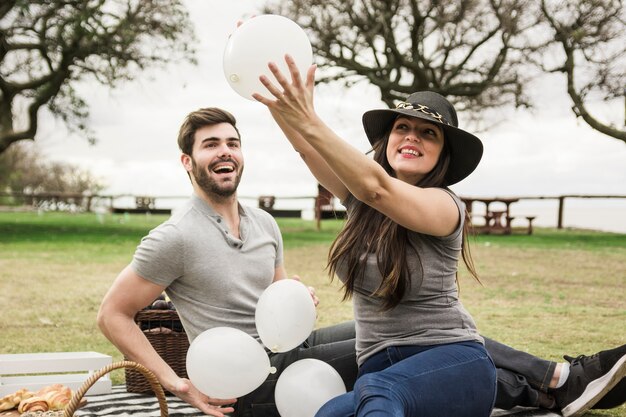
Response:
[98,107,357,417]
[98,107,625,417]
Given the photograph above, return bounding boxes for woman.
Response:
[253,56,497,417]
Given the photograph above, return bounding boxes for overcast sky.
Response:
[33,0,626,205]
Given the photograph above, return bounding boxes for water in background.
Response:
[101,195,626,234]
[481,198,626,234]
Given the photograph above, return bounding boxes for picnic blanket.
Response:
[77,386,561,417]
[78,386,200,416]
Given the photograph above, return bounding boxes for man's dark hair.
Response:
[177,108,240,155]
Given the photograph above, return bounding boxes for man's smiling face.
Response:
[187,123,243,198]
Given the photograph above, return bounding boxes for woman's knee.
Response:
[354,373,403,405]
[353,373,403,415]
[355,373,390,393]
[314,392,355,417]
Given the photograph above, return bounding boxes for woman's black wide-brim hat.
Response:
[362,91,483,185]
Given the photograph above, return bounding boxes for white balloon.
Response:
[275,359,347,417]
[186,327,275,399]
[223,14,313,100]
[255,279,317,353]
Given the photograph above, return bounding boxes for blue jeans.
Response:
[316,341,497,417]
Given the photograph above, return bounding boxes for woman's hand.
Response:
[170,378,236,417]
[252,54,319,133]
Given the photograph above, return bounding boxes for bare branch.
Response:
[266,0,624,143]
[0,0,197,154]
[541,0,626,142]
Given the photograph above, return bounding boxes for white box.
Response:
[0,352,112,396]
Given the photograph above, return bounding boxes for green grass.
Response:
[0,211,166,264]
[274,217,346,248]
[0,211,625,416]
[470,227,626,251]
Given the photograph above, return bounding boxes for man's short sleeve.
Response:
[271,217,284,268]
[130,223,184,286]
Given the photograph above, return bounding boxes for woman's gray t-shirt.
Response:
[338,190,483,366]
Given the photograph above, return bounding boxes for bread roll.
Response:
[18,396,48,413]
[0,388,34,411]
[43,388,72,410]
[36,384,65,396]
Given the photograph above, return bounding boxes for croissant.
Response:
[0,400,12,412]
[18,396,48,413]
[0,388,34,411]
[36,383,65,396]
[43,388,72,410]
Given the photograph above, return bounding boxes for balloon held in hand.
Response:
[255,279,317,353]
[186,327,275,399]
[223,15,312,100]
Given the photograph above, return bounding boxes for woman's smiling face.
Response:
[385,116,445,184]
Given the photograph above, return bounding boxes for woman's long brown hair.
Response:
[327,129,480,310]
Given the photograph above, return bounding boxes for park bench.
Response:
[257,195,302,218]
[463,197,536,235]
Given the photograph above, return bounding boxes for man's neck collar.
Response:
[191,191,241,220]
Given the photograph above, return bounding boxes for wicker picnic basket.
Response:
[125,309,190,394]
[63,361,168,417]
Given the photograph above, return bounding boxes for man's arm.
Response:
[98,265,177,386]
[97,266,235,417]
[273,265,288,282]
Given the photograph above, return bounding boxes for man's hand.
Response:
[171,378,236,417]
[291,275,319,307]
[307,285,319,307]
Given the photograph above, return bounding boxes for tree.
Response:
[264,0,626,142]
[0,0,197,155]
[540,0,626,142]
[0,141,105,209]
[263,0,542,115]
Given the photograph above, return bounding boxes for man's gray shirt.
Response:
[131,194,284,342]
